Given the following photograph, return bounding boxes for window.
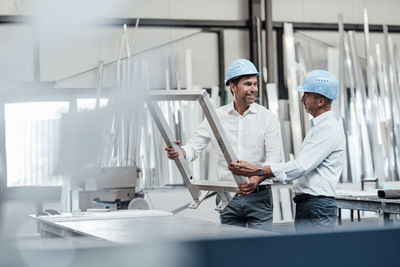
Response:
[5,102,69,186]
[76,98,108,111]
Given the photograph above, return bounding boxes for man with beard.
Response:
[165,59,282,231]
[229,70,345,232]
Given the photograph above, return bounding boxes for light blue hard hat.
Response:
[296,70,338,100]
[225,59,259,86]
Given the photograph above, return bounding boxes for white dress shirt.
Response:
[182,102,282,182]
[270,110,346,197]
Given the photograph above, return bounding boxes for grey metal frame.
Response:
[146,89,247,211]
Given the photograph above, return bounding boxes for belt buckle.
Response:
[256,185,268,192]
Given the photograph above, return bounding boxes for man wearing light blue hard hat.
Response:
[229,70,346,232]
[165,59,283,231]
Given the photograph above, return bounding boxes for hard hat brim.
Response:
[225,72,260,86]
[296,85,337,100]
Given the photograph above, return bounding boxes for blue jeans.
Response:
[294,196,337,232]
[216,188,273,231]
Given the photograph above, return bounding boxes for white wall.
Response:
[0,0,399,88]
[0,25,34,82]
[0,0,249,89]
[2,0,247,20]
[273,0,400,25]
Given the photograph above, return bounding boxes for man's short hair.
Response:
[313,93,332,106]
[324,97,333,106]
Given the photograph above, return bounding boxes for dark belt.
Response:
[293,193,334,203]
[253,184,271,193]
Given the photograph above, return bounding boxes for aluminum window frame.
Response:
[146,89,247,211]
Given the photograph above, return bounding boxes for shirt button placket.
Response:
[238,116,243,157]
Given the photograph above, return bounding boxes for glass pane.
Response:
[76,98,108,111]
[5,102,69,186]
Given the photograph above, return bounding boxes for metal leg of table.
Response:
[338,208,342,225]
[384,213,392,226]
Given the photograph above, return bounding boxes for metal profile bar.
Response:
[248,12,264,105]
[249,16,259,70]
[0,15,249,29]
[348,31,375,179]
[147,90,203,101]
[376,43,396,181]
[363,10,386,182]
[4,15,400,32]
[255,16,266,106]
[216,28,226,106]
[197,90,247,185]
[276,28,287,99]
[264,0,275,83]
[215,191,233,211]
[383,25,400,179]
[146,100,202,208]
[363,9,373,98]
[190,180,237,192]
[272,22,400,33]
[338,14,351,183]
[284,23,303,157]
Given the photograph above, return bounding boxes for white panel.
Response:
[41,27,219,89]
[272,186,281,222]
[273,0,400,25]
[1,0,248,20]
[224,30,251,70]
[0,25,34,82]
[279,188,293,222]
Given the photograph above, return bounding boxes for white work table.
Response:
[30,210,275,244]
[336,190,400,225]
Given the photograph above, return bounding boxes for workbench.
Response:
[30,209,274,244]
[336,190,400,225]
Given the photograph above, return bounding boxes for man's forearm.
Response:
[261,165,273,181]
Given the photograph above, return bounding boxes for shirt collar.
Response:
[229,101,258,115]
[311,110,334,127]
[248,103,258,113]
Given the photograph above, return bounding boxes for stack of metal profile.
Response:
[280,9,400,184]
[92,12,399,190]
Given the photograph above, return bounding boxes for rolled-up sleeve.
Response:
[270,125,339,184]
[270,161,305,184]
[182,119,212,162]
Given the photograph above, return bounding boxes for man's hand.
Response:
[238,176,263,196]
[228,160,258,176]
[164,140,186,160]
